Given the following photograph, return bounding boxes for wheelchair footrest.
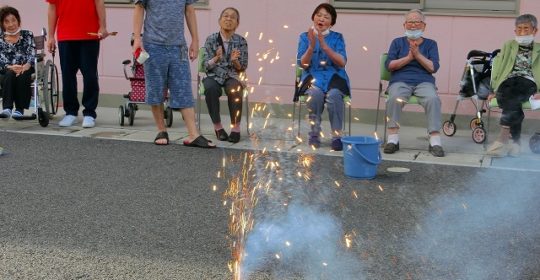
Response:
[12,114,37,121]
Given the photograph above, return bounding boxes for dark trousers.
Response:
[496,76,537,141]
[58,40,100,118]
[1,69,34,112]
[203,77,243,125]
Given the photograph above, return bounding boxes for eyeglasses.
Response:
[406,21,424,25]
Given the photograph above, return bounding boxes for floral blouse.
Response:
[0,30,35,73]
[203,32,248,85]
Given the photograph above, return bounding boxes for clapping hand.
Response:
[230,49,240,62]
[214,47,223,62]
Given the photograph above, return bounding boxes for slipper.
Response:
[183,135,216,149]
[154,131,169,145]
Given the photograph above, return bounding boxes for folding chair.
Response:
[374,53,420,143]
[196,47,250,135]
[291,65,352,138]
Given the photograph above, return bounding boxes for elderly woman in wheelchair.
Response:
[0,6,35,120]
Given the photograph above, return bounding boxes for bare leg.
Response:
[151,104,168,145]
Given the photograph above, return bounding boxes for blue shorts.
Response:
[143,43,194,108]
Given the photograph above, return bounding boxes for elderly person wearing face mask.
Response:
[297,3,350,151]
[0,6,35,120]
[486,14,540,157]
[383,9,444,157]
[202,7,248,143]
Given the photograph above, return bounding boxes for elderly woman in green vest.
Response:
[487,14,540,157]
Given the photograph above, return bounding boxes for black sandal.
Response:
[183,135,216,149]
[215,129,229,141]
[228,132,240,143]
[154,131,169,145]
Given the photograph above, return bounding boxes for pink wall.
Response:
[4,0,540,116]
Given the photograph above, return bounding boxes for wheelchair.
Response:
[0,28,60,127]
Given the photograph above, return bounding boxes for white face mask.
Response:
[312,26,330,36]
[515,35,534,46]
[4,27,21,36]
[405,29,423,40]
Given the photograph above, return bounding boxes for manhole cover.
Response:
[387,167,410,173]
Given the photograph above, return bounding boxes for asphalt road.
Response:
[1,131,539,280]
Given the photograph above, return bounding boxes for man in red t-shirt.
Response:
[46,0,110,128]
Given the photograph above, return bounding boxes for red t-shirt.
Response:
[47,0,100,41]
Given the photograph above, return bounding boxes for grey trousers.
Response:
[386,82,442,134]
[306,87,344,139]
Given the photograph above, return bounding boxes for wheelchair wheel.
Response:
[443,120,456,136]
[47,61,60,115]
[38,107,49,127]
[469,117,483,130]
[529,132,540,154]
[118,105,125,126]
[472,126,486,144]
[128,103,136,126]
[165,106,173,128]
[39,62,51,115]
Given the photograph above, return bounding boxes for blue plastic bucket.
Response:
[341,136,382,179]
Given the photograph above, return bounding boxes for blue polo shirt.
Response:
[385,36,440,86]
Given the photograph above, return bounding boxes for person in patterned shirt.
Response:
[202,7,248,143]
[0,6,35,119]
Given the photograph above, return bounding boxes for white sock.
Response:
[387,134,399,144]
[430,135,442,146]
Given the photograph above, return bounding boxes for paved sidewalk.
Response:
[1,106,540,172]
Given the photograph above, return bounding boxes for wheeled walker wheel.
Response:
[472,126,486,144]
[469,117,483,130]
[38,107,49,127]
[443,120,456,136]
[128,103,136,126]
[529,132,540,154]
[118,105,125,126]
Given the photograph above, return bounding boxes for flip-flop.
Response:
[183,135,216,149]
[154,131,169,145]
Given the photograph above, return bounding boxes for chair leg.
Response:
[196,92,202,131]
[245,92,250,136]
[485,107,492,150]
[297,101,303,138]
[383,106,388,145]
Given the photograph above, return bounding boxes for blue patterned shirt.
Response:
[134,0,197,46]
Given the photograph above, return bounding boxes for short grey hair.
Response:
[405,9,425,22]
[516,14,537,29]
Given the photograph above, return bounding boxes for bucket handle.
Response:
[351,143,382,165]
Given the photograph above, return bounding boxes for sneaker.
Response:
[508,142,521,157]
[308,132,321,148]
[59,115,77,127]
[331,138,343,151]
[11,110,23,120]
[486,141,509,157]
[383,142,399,154]
[428,145,445,157]
[82,116,96,128]
[0,108,11,119]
